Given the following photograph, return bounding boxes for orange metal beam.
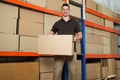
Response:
[4,0,62,17]
[0,51,54,57]
[85,54,120,59]
[85,20,120,34]
[85,7,120,25]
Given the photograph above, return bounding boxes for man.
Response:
[48,3,82,80]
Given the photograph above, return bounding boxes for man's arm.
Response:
[47,31,55,35]
[73,32,82,42]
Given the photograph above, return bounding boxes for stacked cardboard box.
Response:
[35,57,54,80]
[86,62,101,79]
[110,33,118,54]
[116,60,120,79]
[20,0,46,8]
[0,2,19,51]
[0,62,39,80]
[85,0,97,11]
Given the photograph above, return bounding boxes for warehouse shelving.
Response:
[1,0,120,80]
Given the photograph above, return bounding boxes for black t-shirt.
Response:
[51,18,81,35]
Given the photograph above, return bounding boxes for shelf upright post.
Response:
[80,0,86,80]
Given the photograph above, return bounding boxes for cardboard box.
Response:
[85,26,93,34]
[44,14,61,34]
[40,72,54,80]
[102,31,111,37]
[70,4,81,19]
[97,4,113,17]
[86,33,94,43]
[38,35,73,55]
[116,60,120,69]
[108,59,116,77]
[0,2,18,19]
[103,37,110,46]
[93,44,103,54]
[20,36,38,52]
[111,46,118,54]
[116,70,120,80]
[86,43,94,54]
[103,45,111,54]
[112,12,120,21]
[20,8,44,23]
[0,62,39,80]
[93,34,103,45]
[93,28,103,36]
[36,57,54,73]
[19,20,43,36]
[0,33,18,51]
[46,0,64,12]
[86,62,101,79]
[0,18,17,34]
[85,0,97,11]
[105,19,114,29]
[20,0,46,8]
[102,66,109,78]
[85,12,104,26]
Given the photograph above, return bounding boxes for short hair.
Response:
[61,3,70,9]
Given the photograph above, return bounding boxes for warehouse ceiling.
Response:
[93,0,120,14]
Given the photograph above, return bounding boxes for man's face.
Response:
[62,6,70,17]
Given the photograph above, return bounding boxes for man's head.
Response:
[61,3,70,17]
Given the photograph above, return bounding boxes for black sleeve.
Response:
[75,21,81,33]
[51,22,58,33]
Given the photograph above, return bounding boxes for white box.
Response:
[38,35,73,55]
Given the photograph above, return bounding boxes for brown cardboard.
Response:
[93,28,103,36]
[20,8,44,23]
[86,63,101,79]
[116,70,120,80]
[86,43,94,54]
[85,12,104,26]
[0,33,18,51]
[108,59,116,77]
[44,14,61,34]
[102,31,111,37]
[116,60,120,69]
[19,20,43,36]
[0,18,17,34]
[112,12,120,21]
[111,46,118,54]
[46,0,64,12]
[103,37,110,46]
[38,35,73,55]
[103,45,111,54]
[97,4,113,17]
[20,36,38,52]
[93,34,103,45]
[105,19,114,29]
[0,2,18,19]
[93,44,103,54]
[40,72,54,80]
[20,0,46,8]
[85,0,97,11]
[36,57,54,73]
[102,66,109,78]
[0,62,39,80]
[70,4,81,19]
[86,33,94,43]
[85,26,93,34]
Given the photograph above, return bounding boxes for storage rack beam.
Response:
[85,54,120,59]
[4,0,62,17]
[0,51,54,57]
[85,7,120,24]
[85,20,120,34]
